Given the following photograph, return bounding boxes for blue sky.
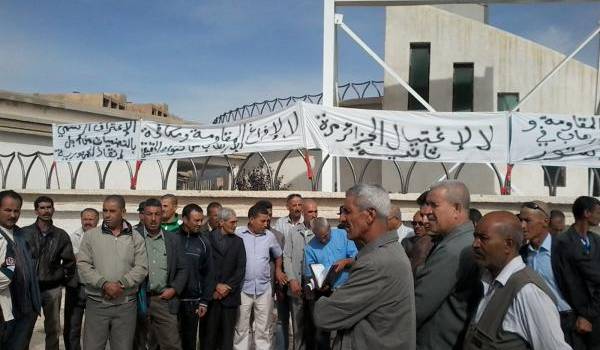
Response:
[0,1,599,122]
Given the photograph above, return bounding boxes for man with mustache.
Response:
[77,195,148,350]
[0,190,41,350]
[65,208,99,350]
[20,196,76,350]
[519,201,573,346]
[415,180,480,349]
[465,211,570,349]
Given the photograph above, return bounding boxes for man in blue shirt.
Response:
[519,200,573,346]
[234,205,286,350]
[304,217,357,349]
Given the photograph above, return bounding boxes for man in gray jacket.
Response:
[415,180,480,350]
[314,184,416,350]
[77,195,148,350]
[283,198,318,350]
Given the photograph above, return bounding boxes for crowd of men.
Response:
[0,181,598,350]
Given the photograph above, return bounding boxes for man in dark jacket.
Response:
[177,203,214,350]
[554,196,600,349]
[0,190,41,350]
[135,198,188,350]
[204,207,245,350]
[20,195,75,350]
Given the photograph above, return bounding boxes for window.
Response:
[543,166,566,187]
[497,93,519,112]
[110,101,117,109]
[452,63,474,112]
[102,98,109,108]
[408,43,430,110]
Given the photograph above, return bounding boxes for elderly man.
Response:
[77,195,148,350]
[20,195,76,350]
[0,190,41,350]
[314,184,415,350]
[554,196,600,349]
[284,198,318,350]
[304,217,358,349]
[388,205,414,242]
[204,207,246,350]
[416,180,480,349]
[465,211,571,349]
[519,201,573,345]
[401,210,433,274]
[65,208,99,350]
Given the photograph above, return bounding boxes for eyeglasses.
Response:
[411,221,425,227]
[523,202,548,217]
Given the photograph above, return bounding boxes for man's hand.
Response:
[576,316,593,334]
[103,282,124,299]
[289,279,302,297]
[333,258,353,273]
[215,283,231,298]
[160,288,177,300]
[196,305,208,318]
[276,269,288,286]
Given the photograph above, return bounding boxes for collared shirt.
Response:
[273,214,304,239]
[145,230,168,294]
[69,227,85,255]
[396,224,415,242]
[474,256,571,350]
[236,226,282,296]
[526,234,571,312]
[304,229,358,288]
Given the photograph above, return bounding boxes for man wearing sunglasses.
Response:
[519,200,573,346]
[401,210,433,274]
[554,196,600,349]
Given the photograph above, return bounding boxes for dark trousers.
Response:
[180,300,202,350]
[39,287,63,350]
[275,292,290,350]
[203,301,237,350]
[64,285,86,350]
[1,312,38,350]
[562,312,600,350]
[307,292,331,350]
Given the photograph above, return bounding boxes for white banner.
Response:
[510,113,600,166]
[303,104,508,163]
[139,105,305,159]
[52,121,139,161]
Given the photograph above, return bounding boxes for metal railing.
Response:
[0,150,579,196]
[211,80,384,125]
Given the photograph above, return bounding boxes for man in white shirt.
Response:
[387,205,414,242]
[465,211,571,350]
[65,208,99,350]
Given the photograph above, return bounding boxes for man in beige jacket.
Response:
[77,195,148,350]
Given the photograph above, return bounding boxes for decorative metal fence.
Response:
[1,150,588,196]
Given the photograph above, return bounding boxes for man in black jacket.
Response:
[20,195,75,350]
[177,204,214,350]
[554,196,600,349]
[204,207,245,350]
[0,190,41,350]
[135,198,188,350]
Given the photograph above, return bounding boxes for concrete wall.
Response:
[13,189,587,236]
[382,5,598,196]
